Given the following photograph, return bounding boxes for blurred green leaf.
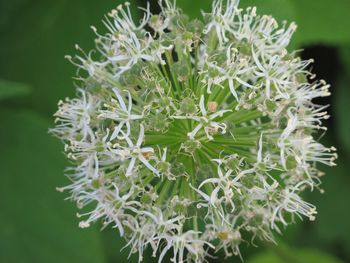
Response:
[0,79,30,100]
[0,110,106,263]
[292,0,350,46]
[248,249,342,263]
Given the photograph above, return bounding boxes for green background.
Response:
[1,0,349,262]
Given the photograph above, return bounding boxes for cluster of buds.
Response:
[51,0,337,262]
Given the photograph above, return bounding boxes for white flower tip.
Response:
[108,9,117,17]
[56,187,64,192]
[90,25,97,32]
[79,221,90,228]
[290,22,298,30]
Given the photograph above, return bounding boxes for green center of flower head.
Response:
[52,0,337,262]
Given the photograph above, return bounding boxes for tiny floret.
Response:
[51,0,337,262]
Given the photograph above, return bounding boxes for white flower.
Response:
[252,48,292,98]
[111,124,159,176]
[107,2,150,33]
[196,165,242,211]
[203,0,240,44]
[52,1,336,262]
[52,89,96,141]
[109,32,157,76]
[205,223,242,259]
[99,88,143,139]
[156,231,213,263]
[172,95,231,140]
[202,46,254,99]
[271,182,318,229]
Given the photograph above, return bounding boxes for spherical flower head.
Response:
[51,0,337,262]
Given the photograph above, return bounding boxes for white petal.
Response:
[137,124,145,146]
[126,157,136,176]
[139,155,159,176]
[199,95,207,116]
[113,88,127,111]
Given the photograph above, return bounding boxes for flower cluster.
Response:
[52,0,337,262]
